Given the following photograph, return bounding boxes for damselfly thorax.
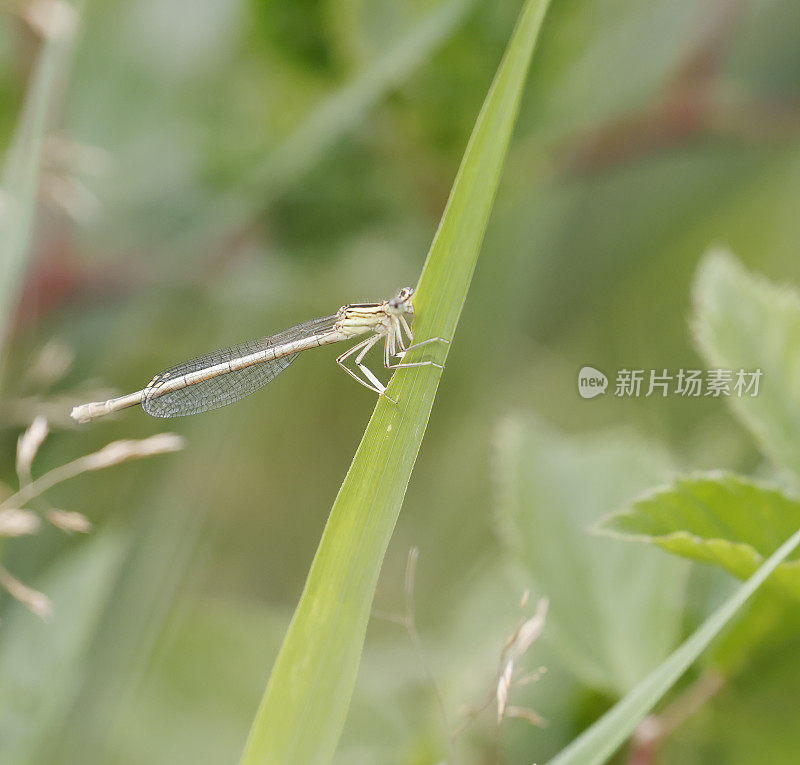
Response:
[71,288,448,422]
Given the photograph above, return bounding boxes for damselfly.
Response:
[70,288,447,422]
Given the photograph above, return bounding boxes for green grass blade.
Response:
[248,0,477,198]
[185,0,477,251]
[239,1,552,762]
[548,525,800,765]
[0,4,80,356]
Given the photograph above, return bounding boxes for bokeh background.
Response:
[2,0,800,762]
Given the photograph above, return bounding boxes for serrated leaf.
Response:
[693,250,800,481]
[494,415,687,695]
[597,472,800,600]
[548,523,800,765]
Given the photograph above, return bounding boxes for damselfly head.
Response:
[388,287,414,314]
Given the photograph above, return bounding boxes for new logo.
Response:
[578,366,608,399]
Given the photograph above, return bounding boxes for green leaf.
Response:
[693,250,800,481]
[596,472,800,600]
[548,523,800,765]
[494,415,687,695]
[0,1,82,357]
[239,1,553,762]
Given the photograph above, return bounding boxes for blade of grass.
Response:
[245,0,476,200]
[181,0,478,253]
[240,0,552,762]
[0,1,81,359]
[548,525,800,765]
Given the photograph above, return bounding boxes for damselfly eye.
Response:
[389,289,409,308]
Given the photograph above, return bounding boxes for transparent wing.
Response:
[142,313,338,417]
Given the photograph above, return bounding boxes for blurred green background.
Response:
[1,0,800,762]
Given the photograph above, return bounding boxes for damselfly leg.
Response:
[336,334,397,403]
[337,326,446,402]
[386,337,450,370]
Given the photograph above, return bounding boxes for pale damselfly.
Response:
[70,288,447,422]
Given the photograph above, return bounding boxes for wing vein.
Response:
[142,313,338,417]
